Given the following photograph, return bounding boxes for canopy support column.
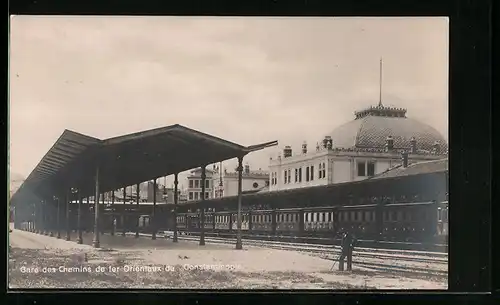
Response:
[57,196,61,239]
[101,193,105,235]
[135,183,140,238]
[93,166,100,248]
[49,198,55,237]
[66,189,71,241]
[41,201,47,235]
[236,155,244,250]
[111,190,115,236]
[173,173,179,243]
[122,187,126,236]
[199,166,206,246]
[77,191,83,244]
[152,179,157,240]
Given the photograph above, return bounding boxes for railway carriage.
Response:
[250,209,273,232]
[275,208,301,235]
[303,206,338,236]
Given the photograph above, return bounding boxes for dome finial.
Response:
[378,57,383,107]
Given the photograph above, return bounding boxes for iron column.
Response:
[101,193,105,235]
[152,179,157,240]
[56,197,61,239]
[77,191,83,244]
[236,156,244,250]
[93,166,100,248]
[122,187,126,236]
[66,189,71,241]
[173,173,179,242]
[111,190,115,236]
[49,198,54,237]
[199,166,206,246]
[135,183,140,238]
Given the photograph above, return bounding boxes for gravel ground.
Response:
[8,230,447,289]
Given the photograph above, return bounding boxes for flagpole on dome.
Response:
[378,57,383,107]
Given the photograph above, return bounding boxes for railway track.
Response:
[176,231,447,253]
[126,232,448,277]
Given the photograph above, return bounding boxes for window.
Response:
[284,170,288,184]
[287,169,291,184]
[367,162,375,176]
[189,192,193,200]
[189,180,194,188]
[205,192,209,199]
[195,180,200,188]
[306,167,310,181]
[357,161,366,177]
[194,192,199,200]
[295,169,298,182]
[319,163,326,179]
[310,166,315,180]
[205,180,210,189]
[298,168,302,182]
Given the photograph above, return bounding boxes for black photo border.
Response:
[4,0,493,304]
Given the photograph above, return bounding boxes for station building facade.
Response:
[268,103,448,192]
[212,164,269,198]
[186,168,216,202]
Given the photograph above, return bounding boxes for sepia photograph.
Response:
[8,16,448,290]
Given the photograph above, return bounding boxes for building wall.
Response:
[269,149,444,191]
[186,169,215,202]
[332,159,352,184]
[221,175,269,197]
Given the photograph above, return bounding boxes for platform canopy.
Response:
[10,124,277,204]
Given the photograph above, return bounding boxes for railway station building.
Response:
[268,102,448,192]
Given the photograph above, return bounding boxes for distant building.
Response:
[212,163,269,198]
[269,103,448,192]
[186,168,216,202]
[160,187,188,205]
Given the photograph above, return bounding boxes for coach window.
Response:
[397,211,403,221]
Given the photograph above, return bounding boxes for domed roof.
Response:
[327,104,447,152]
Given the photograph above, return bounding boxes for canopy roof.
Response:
[10,124,277,204]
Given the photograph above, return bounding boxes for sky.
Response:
[9,16,449,190]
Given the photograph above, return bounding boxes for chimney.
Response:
[283,146,292,158]
[326,136,333,150]
[433,141,441,154]
[322,136,328,148]
[302,141,308,154]
[410,137,417,154]
[244,164,250,174]
[401,151,409,168]
[385,136,394,151]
